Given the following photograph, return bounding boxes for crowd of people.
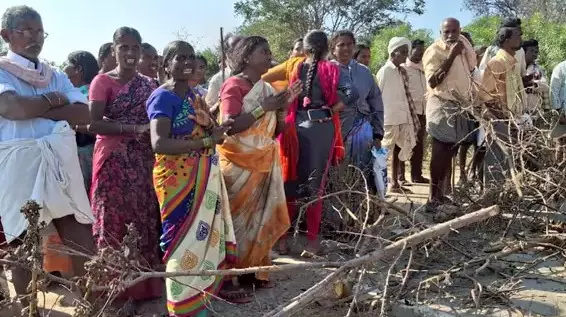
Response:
[0,4,565,317]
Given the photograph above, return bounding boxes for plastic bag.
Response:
[371,147,389,199]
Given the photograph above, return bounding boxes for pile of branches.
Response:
[2,94,566,316]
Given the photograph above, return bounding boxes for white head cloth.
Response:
[388,37,411,55]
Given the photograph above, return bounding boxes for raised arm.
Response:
[424,42,463,89]
[262,61,289,83]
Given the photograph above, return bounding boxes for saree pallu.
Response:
[217,80,289,282]
[154,137,236,317]
[90,134,162,300]
[344,116,374,170]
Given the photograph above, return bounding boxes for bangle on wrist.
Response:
[119,124,124,135]
[42,93,54,109]
[252,106,265,120]
[202,137,214,148]
[55,92,62,106]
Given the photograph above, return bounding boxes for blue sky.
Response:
[1,0,475,64]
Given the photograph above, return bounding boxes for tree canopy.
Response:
[234,0,425,62]
[369,23,433,73]
[462,0,566,22]
[464,13,566,74]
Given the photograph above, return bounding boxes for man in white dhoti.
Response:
[376,37,420,193]
[0,5,94,310]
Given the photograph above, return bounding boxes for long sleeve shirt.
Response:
[334,59,384,139]
[376,60,412,126]
[550,61,566,110]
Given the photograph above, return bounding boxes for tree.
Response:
[462,0,566,22]
[464,14,566,74]
[234,0,425,62]
[369,23,433,73]
[197,48,221,81]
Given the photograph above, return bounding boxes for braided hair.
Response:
[229,36,269,75]
[161,40,194,80]
[303,30,329,103]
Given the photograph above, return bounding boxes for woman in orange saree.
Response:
[217,36,301,287]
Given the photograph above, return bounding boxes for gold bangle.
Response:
[251,106,265,120]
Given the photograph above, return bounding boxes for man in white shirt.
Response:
[0,6,94,308]
[400,39,428,184]
[376,37,419,193]
[205,33,243,112]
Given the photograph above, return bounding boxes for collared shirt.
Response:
[205,66,231,108]
[482,49,526,115]
[480,46,526,76]
[550,61,566,110]
[422,39,475,102]
[334,59,384,138]
[401,59,427,115]
[0,50,86,141]
[376,60,411,125]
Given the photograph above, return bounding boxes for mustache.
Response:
[25,43,41,50]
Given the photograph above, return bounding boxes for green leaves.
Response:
[464,14,566,75]
[234,0,425,63]
[369,23,433,73]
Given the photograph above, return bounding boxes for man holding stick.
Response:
[205,33,243,111]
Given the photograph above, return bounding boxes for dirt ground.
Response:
[2,162,566,316]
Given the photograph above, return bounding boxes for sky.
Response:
[0,0,475,64]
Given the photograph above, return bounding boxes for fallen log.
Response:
[264,205,501,317]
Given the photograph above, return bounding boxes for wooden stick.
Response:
[220,27,225,82]
[265,205,501,317]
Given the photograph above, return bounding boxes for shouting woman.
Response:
[148,40,236,317]
[88,27,162,311]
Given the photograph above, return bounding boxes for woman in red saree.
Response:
[88,27,162,313]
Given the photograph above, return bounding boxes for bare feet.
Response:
[277,239,290,255]
[302,239,321,257]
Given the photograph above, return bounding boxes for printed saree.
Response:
[153,95,237,317]
[217,79,289,282]
[90,73,162,300]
